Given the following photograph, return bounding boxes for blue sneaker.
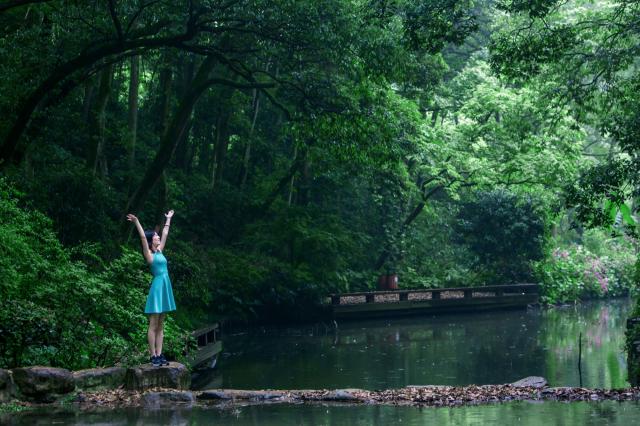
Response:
[150,356,161,367]
[158,354,170,366]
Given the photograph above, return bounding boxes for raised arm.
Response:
[158,210,174,252]
[126,213,153,264]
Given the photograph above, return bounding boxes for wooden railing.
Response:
[189,323,223,369]
[627,317,640,329]
[192,323,219,347]
[329,283,539,305]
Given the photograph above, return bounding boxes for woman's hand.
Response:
[165,210,175,219]
[126,213,139,223]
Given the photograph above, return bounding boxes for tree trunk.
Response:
[298,156,312,205]
[126,55,140,185]
[86,64,113,175]
[259,151,305,214]
[287,145,298,206]
[81,78,95,124]
[431,108,439,126]
[155,171,168,229]
[240,88,261,188]
[210,80,238,190]
[373,185,444,270]
[211,110,231,190]
[174,57,195,170]
[157,61,173,138]
[122,55,218,230]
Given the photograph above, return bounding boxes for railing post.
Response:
[432,291,440,300]
[464,290,472,299]
[399,292,408,301]
[331,295,341,305]
[366,293,375,303]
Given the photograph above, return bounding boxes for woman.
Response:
[126,210,177,367]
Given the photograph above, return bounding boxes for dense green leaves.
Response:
[456,190,547,284]
[1,1,637,371]
[0,180,189,368]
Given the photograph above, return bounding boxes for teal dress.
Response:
[144,250,176,314]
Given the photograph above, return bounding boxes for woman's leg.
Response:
[155,313,166,356]
[148,314,159,357]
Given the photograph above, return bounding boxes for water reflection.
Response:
[203,299,632,390]
[6,401,640,426]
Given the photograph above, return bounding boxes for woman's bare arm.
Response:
[126,214,153,264]
[158,210,174,252]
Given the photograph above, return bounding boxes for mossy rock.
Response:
[124,362,190,391]
[73,367,126,391]
[11,367,74,402]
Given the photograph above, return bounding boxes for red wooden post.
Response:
[377,275,388,290]
[387,274,398,290]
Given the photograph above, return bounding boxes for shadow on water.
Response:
[196,299,633,390]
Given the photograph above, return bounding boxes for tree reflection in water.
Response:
[200,299,632,390]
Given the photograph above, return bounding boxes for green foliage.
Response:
[535,230,637,304]
[0,180,188,369]
[565,159,633,230]
[0,403,31,414]
[456,190,547,284]
[490,23,577,80]
[625,297,640,385]
[491,0,640,239]
[0,0,614,333]
[398,200,479,288]
[496,0,563,18]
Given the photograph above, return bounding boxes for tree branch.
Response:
[107,0,124,41]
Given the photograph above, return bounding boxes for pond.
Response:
[6,400,640,425]
[4,299,635,425]
[194,299,632,390]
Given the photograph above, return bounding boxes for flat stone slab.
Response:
[74,367,126,391]
[143,391,195,408]
[125,362,190,391]
[12,366,75,402]
[198,389,286,401]
[511,376,547,388]
[302,389,365,402]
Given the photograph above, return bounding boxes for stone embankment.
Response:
[3,369,640,409]
[0,363,189,403]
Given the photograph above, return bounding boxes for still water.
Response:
[4,299,635,425]
[194,299,632,390]
[6,401,640,425]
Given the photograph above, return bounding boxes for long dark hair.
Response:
[144,230,157,252]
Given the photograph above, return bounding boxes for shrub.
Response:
[0,179,189,369]
[535,231,637,304]
[456,190,547,284]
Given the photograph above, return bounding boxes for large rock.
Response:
[124,362,190,391]
[511,376,547,388]
[11,366,75,402]
[73,367,126,391]
[0,369,15,402]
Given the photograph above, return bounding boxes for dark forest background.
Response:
[1,0,639,369]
